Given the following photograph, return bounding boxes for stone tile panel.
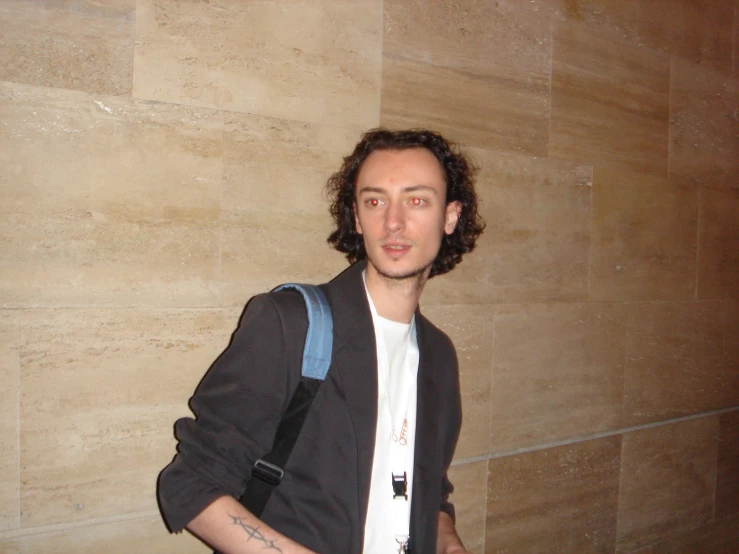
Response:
[486,436,621,553]
[735,0,739,79]
[423,305,494,460]
[133,0,382,127]
[381,0,551,155]
[19,308,239,526]
[0,311,21,531]
[423,149,591,305]
[0,0,135,96]
[0,82,223,308]
[623,301,739,425]
[697,187,739,300]
[219,114,356,306]
[716,410,739,518]
[589,168,698,301]
[528,0,639,40]
[380,57,550,157]
[0,515,209,554]
[670,58,739,191]
[616,416,720,552]
[489,302,626,453]
[551,21,670,177]
[383,0,551,75]
[448,461,487,553]
[638,0,734,76]
[624,515,739,553]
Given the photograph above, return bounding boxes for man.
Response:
[158,128,485,553]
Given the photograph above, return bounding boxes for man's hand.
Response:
[436,511,474,554]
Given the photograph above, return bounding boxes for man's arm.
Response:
[188,495,316,554]
[158,294,307,534]
[436,511,472,554]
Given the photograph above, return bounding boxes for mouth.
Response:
[381,243,411,258]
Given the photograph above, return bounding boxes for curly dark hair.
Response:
[326,128,485,278]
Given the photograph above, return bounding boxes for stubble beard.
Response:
[368,255,434,290]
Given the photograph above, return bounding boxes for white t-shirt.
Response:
[362,278,419,554]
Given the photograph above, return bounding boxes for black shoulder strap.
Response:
[237,284,333,517]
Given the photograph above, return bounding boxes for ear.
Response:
[353,202,363,234]
[444,200,462,235]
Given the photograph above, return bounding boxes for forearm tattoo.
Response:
[228,514,283,552]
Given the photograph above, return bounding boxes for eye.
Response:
[367,198,383,207]
[410,197,425,206]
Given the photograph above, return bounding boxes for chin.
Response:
[370,258,433,282]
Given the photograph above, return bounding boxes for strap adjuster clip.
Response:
[392,472,408,500]
[252,459,284,486]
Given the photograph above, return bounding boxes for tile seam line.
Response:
[0,510,161,540]
[1,298,728,311]
[0,80,367,134]
[451,405,739,466]
[126,91,371,131]
[5,416,736,534]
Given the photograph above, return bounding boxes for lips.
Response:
[382,243,411,257]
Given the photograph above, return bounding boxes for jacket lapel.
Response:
[410,313,440,550]
[322,261,378,531]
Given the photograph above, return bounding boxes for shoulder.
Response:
[228,290,311,358]
[243,289,309,327]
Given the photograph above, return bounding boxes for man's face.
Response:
[354,148,461,282]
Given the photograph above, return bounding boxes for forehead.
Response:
[356,148,445,190]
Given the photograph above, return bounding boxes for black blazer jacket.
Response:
[158,261,463,553]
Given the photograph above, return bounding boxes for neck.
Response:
[365,263,427,323]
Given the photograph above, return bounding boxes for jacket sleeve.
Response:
[157,293,299,532]
[438,338,462,523]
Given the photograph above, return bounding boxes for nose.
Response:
[384,201,405,233]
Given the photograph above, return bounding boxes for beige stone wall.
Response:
[0,1,737,552]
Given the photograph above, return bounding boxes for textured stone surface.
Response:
[716,410,739,518]
[133,0,382,127]
[735,0,739,78]
[624,514,739,553]
[616,416,720,552]
[486,436,621,553]
[0,82,223,308]
[551,20,670,176]
[19,308,239,526]
[448,461,488,553]
[589,168,698,301]
[0,0,135,95]
[490,302,626,452]
[0,515,209,554]
[219,113,354,306]
[623,301,739,425]
[528,0,639,39]
[424,305,494,459]
[670,58,739,191]
[423,149,592,305]
[638,0,734,76]
[0,311,20,532]
[381,0,550,154]
[381,58,550,156]
[697,187,739,300]
[384,0,551,74]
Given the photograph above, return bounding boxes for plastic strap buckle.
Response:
[392,472,408,500]
[252,459,285,486]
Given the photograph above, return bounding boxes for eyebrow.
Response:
[356,184,440,195]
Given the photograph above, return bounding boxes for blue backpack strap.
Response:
[273,283,333,380]
[236,283,334,520]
